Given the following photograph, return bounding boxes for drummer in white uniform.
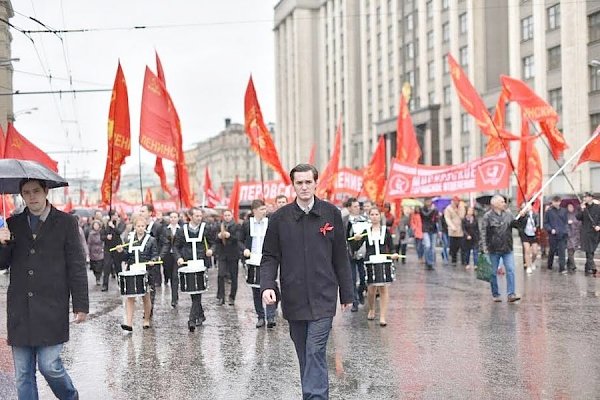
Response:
[241,199,277,328]
[117,215,159,331]
[351,207,399,327]
[173,207,214,332]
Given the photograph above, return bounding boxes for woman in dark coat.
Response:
[87,220,104,286]
[351,207,399,326]
[461,207,480,269]
[117,215,159,331]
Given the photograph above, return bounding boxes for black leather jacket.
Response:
[480,209,519,254]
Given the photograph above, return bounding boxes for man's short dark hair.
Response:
[19,178,48,193]
[108,208,118,218]
[345,197,358,207]
[251,199,265,210]
[275,194,287,202]
[552,195,561,202]
[290,164,318,183]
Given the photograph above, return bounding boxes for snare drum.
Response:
[245,253,262,288]
[179,261,208,294]
[118,270,148,297]
[364,260,395,286]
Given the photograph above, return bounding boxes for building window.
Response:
[459,13,467,34]
[461,113,470,134]
[406,70,415,87]
[443,85,451,105]
[427,1,433,19]
[590,113,600,132]
[522,55,534,79]
[547,46,561,70]
[444,117,452,137]
[406,42,414,59]
[407,14,414,31]
[548,88,562,115]
[442,22,450,42]
[590,11,600,42]
[442,0,449,11]
[428,91,435,104]
[427,30,434,49]
[443,54,449,74]
[459,46,468,69]
[590,65,600,91]
[521,16,533,41]
[547,4,560,30]
[428,61,435,81]
[461,145,470,162]
[445,150,453,164]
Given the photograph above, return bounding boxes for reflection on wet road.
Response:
[1,254,600,399]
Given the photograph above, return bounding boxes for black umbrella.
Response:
[0,159,68,194]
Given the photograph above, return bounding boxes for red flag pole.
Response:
[522,129,600,213]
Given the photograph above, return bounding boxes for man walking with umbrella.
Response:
[0,177,88,399]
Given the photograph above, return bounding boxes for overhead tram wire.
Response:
[12,0,600,35]
[16,7,84,140]
[0,88,112,96]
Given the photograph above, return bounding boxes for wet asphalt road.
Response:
[1,250,600,400]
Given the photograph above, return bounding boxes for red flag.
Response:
[154,158,172,195]
[362,136,387,205]
[396,94,421,163]
[153,52,173,194]
[244,76,291,185]
[517,113,542,210]
[100,62,131,205]
[145,188,154,206]
[4,124,58,172]
[576,125,600,166]
[308,143,316,165]
[140,66,193,208]
[140,67,179,161]
[63,198,73,213]
[229,176,240,222]
[0,124,5,157]
[0,195,15,216]
[316,116,342,199]
[485,89,520,155]
[204,167,221,207]
[447,54,497,138]
[501,75,568,158]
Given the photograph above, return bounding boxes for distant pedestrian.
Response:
[87,220,105,286]
[410,207,424,262]
[261,164,353,399]
[576,192,600,275]
[420,199,438,270]
[480,195,521,303]
[544,196,568,274]
[461,206,479,269]
[515,202,540,274]
[444,196,466,265]
[566,203,581,272]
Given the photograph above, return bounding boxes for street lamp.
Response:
[13,107,38,117]
[0,57,19,67]
[590,59,600,67]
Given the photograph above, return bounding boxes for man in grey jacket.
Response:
[480,195,522,303]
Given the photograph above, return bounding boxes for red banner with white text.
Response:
[238,180,294,203]
[385,151,511,199]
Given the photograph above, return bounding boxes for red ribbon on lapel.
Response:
[319,222,333,236]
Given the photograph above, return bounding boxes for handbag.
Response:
[476,254,493,282]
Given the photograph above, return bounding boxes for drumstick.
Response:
[347,232,367,241]
[109,240,140,252]
[379,253,406,258]
[141,260,163,266]
[204,237,209,252]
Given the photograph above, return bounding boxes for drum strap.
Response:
[128,234,150,253]
[367,225,386,255]
[184,223,205,261]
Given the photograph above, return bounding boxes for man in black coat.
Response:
[0,178,88,400]
[544,196,569,273]
[100,209,125,291]
[576,192,600,275]
[261,164,353,399]
[213,209,241,305]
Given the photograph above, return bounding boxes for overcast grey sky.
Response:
[9,0,278,179]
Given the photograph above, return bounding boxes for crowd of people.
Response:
[0,167,598,399]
